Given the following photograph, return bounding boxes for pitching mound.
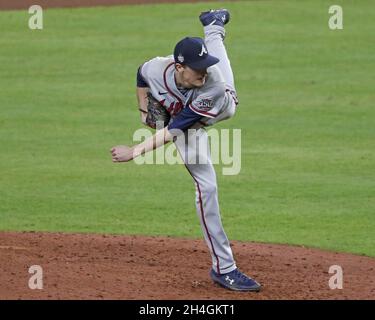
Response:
[0,231,374,300]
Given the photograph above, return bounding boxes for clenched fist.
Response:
[110,145,134,162]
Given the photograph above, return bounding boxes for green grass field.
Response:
[1,0,374,257]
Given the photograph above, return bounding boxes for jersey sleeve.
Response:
[136,64,149,87]
[167,106,203,131]
[188,81,226,118]
[138,57,166,83]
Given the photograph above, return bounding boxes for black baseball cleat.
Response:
[210,268,262,292]
[199,9,231,27]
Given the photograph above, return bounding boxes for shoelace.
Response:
[233,269,251,282]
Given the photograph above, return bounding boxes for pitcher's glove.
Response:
[142,92,171,129]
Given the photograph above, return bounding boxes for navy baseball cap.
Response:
[174,37,220,70]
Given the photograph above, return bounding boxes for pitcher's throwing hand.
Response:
[111,146,134,162]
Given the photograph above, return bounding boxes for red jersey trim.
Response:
[188,104,217,118]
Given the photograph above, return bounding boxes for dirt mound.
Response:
[0,231,374,299]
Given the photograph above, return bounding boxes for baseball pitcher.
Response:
[110,9,261,292]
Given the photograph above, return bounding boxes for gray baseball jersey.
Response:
[140,55,236,123]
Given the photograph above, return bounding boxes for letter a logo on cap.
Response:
[198,44,208,57]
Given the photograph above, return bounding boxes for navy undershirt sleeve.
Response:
[168,106,203,131]
[136,65,148,88]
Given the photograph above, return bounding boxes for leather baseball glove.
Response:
[144,92,171,129]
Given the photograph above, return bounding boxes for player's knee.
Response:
[202,183,217,195]
[218,104,236,123]
[225,104,236,119]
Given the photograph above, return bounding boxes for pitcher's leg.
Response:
[204,25,235,91]
[199,24,238,127]
[175,128,236,274]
